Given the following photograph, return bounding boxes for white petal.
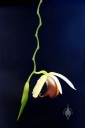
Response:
[49,72,76,90]
[49,75,62,94]
[32,75,47,98]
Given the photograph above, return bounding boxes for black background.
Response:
[0,0,85,127]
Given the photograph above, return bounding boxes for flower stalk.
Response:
[17,0,43,120]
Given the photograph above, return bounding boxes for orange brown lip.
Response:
[39,77,59,98]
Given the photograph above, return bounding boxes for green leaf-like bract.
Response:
[17,82,29,121]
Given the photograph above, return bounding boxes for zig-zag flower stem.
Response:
[27,0,43,82]
[32,0,43,72]
[27,0,43,83]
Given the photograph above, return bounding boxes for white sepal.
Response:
[49,72,76,90]
[32,75,47,98]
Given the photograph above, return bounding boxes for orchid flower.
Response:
[32,72,76,98]
[17,0,77,120]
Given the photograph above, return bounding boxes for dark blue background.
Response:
[0,0,84,128]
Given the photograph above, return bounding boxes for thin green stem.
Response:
[32,0,42,72]
[34,70,47,75]
[27,0,43,84]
